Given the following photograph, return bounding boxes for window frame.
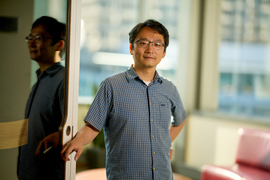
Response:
[199,0,221,111]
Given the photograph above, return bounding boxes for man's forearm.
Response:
[76,122,99,145]
[169,119,186,143]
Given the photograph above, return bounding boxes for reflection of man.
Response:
[18,16,65,180]
[62,19,186,180]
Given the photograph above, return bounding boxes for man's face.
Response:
[129,27,166,70]
[28,25,58,63]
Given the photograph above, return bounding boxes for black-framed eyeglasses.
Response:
[25,35,54,43]
[134,39,165,50]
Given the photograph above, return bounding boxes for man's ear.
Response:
[56,40,65,51]
[129,44,133,55]
[162,48,166,58]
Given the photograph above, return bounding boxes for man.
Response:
[18,16,66,180]
[61,19,186,180]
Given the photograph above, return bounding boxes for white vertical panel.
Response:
[214,127,238,165]
[185,0,204,111]
[62,0,81,179]
[199,0,221,110]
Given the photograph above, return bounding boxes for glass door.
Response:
[0,0,68,179]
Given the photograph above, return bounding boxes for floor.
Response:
[75,150,194,180]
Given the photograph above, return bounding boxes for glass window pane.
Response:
[218,0,270,117]
[79,1,138,98]
[79,0,180,99]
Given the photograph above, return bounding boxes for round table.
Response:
[76,168,192,180]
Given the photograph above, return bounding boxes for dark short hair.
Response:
[32,16,66,57]
[129,19,169,50]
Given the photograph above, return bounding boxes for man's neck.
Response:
[38,55,61,73]
[132,65,156,81]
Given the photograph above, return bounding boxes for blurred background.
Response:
[77,0,270,179]
[1,0,270,180]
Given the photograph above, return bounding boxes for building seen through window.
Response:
[218,0,270,117]
[79,0,180,100]
[79,0,270,119]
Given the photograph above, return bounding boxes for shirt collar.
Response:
[125,66,163,84]
[36,62,64,79]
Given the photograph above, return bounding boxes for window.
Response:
[79,0,181,100]
[218,0,270,117]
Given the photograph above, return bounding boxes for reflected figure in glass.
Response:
[17,16,66,180]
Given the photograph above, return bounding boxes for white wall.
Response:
[185,113,270,169]
[0,0,34,179]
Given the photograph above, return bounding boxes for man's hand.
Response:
[61,122,100,162]
[61,134,84,162]
[169,144,174,160]
[36,132,60,158]
[169,149,174,159]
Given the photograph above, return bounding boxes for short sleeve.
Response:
[171,85,186,126]
[84,79,113,131]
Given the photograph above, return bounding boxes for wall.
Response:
[0,0,34,179]
[185,113,270,169]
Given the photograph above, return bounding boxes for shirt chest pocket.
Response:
[158,101,172,130]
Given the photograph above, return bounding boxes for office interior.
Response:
[1,0,270,180]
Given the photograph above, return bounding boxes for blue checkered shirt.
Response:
[84,67,186,180]
[18,62,64,180]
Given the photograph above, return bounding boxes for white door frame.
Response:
[62,0,81,179]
